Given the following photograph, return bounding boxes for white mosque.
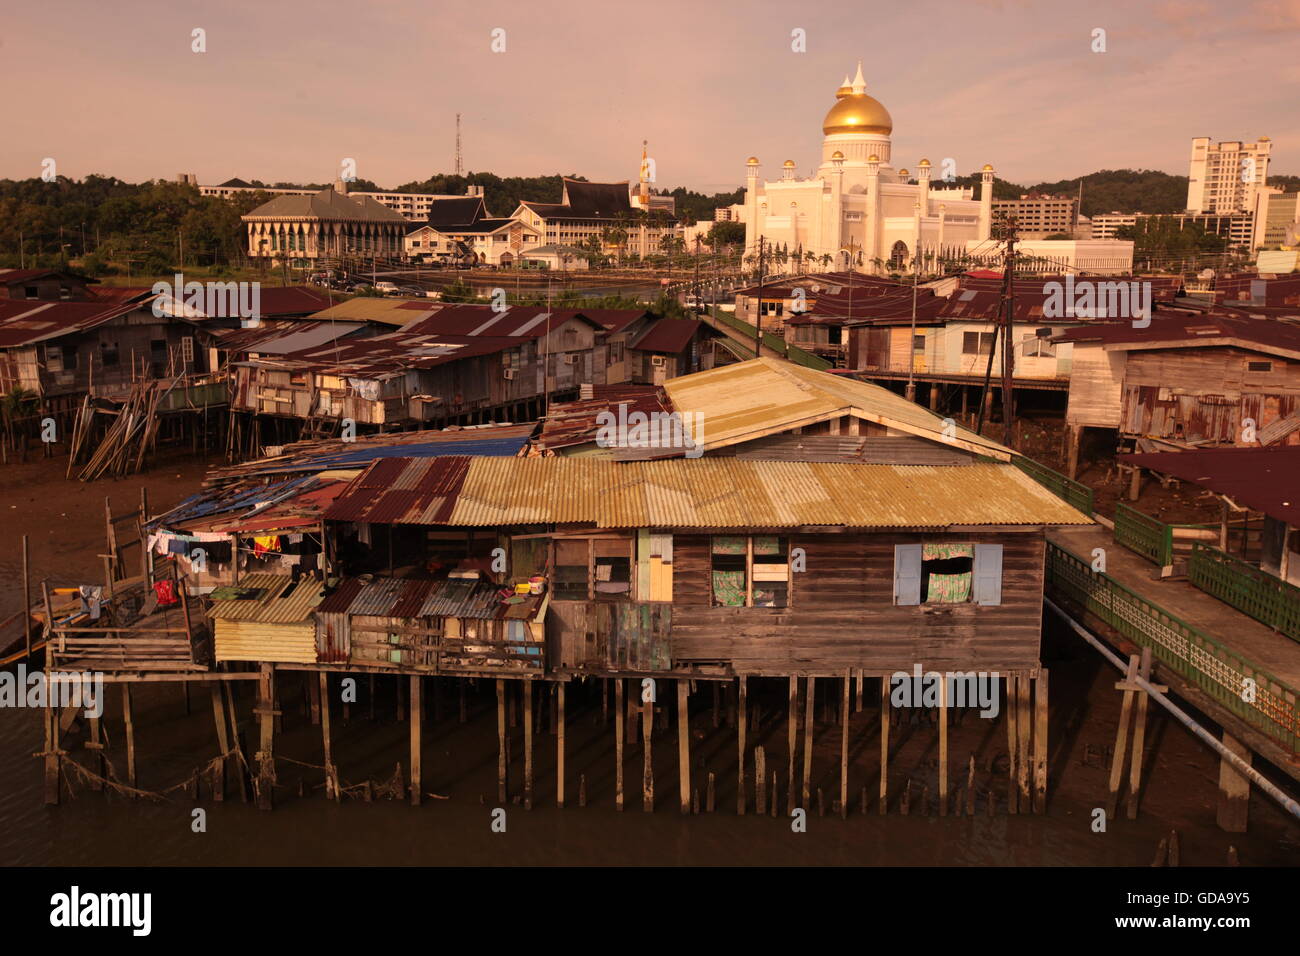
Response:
[742,63,996,273]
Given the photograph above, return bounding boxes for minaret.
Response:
[864,154,881,268]
[639,140,651,208]
[830,150,844,261]
[979,164,995,239]
[745,156,761,257]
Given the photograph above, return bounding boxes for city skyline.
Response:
[3,0,1299,192]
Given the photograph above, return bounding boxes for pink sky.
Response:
[4,0,1299,192]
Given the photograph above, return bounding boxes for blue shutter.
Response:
[973,543,1003,606]
[894,544,922,606]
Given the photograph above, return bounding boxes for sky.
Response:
[4,0,1299,193]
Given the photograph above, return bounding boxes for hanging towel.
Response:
[253,534,281,556]
[153,579,179,607]
[78,585,104,621]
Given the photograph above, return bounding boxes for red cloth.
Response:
[153,579,179,607]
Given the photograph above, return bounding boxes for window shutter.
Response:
[973,543,1004,606]
[894,544,922,606]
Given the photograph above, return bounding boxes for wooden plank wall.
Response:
[670,531,1046,675]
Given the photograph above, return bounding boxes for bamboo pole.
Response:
[678,679,690,815]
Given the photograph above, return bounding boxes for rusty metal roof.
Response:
[325,454,1091,529]
[207,573,325,623]
[661,357,1012,459]
[1120,448,1300,526]
[316,575,539,620]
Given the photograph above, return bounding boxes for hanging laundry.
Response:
[153,579,179,607]
[78,585,104,621]
[253,534,281,557]
[167,537,190,556]
[201,540,232,563]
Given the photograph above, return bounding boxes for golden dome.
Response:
[783,159,796,167]
[898,168,909,177]
[867,154,880,163]
[982,163,994,171]
[823,93,892,135]
[747,156,760,165]
[831,150,844,160]
[918,158,931,166]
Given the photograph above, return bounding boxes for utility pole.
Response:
[906,232,920,402]
[998,216,1019,448]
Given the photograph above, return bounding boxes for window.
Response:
[553,539,589,600]
[1247,361,1272,372]
[1022,332,1055,358]
[24,286,38,299]
[100,342,120,367]
[609,341,625,363]
[181,336,195,365]
[894,542,1002,606]
[913,335,925,351]
[712,535,790,607]
[962,332,995,356]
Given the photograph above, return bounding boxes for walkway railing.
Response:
[1115,501,1173,567]
[1012,456,1094,516]
[1047,541,1300,753]
[1190,543,1300,645]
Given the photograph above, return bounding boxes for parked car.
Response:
[375,281,400,295]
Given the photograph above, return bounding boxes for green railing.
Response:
[1115,501,1173,567]
[1047,541,1300,753]
[1012,456,1094,516]
[1190,543,1300,644]
[704,308,831,371]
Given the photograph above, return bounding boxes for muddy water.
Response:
[1,455,1298,866]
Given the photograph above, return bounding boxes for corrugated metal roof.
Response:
[326,455,1092,528]
[661,357,1012,459]
[207,573,324,624]
[316,575,538,620]
[1120,448,1300,526]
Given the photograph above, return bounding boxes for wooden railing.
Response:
[1189,543,1300,644]
[1046,541,1300,753]
[1013,455,1094,516]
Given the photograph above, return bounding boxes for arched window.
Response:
[889,240,909,270]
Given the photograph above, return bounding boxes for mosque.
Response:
[742,64,997,273]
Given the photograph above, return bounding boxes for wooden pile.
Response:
[68,376,183,481]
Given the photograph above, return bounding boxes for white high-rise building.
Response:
[1186,137,1272,215]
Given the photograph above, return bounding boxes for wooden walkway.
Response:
[1049,524,1300,689]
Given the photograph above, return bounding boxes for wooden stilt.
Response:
[801,676,815,807]
[855,669,863,713]
[626,677,638,744]
[209,684,229,800]
[615,679,624,811]
[939,677,949,816]
[223,683,249,803]
[879,677,890,814]
[642,684,654,812]
[839,669,850,819]
[87,713,104,793]
[786,675,799,814]
[320,672,338,800]
[523,680,534,810]
[1034,668,1049,814]
[307,673,321,726]
[556,683,566,809]
[255,663,274,810]
[1017,670,1031,808]
[755,746,767,815]
[678,679,690,815]
[1106,657,1139,819]
[410,675,422,806]
[496,679,507,803]
[122,683,137,789]
[1006,674,1019,814]
[736,675,747,815]
[1216,732,1251,833]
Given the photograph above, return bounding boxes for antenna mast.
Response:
[455,114,463,177]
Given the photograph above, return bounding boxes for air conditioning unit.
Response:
[503,368,517,380]
[651,355,666,367]
[563,354,578,366]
